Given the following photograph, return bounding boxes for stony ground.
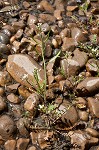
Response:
[0,0,99,150]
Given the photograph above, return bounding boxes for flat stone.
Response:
[76,77,99,96]
[4,139,16,150]
[27,14,38,27]
[67,6,78,11]
[12,21,25,31]
[54,10,62,20]
[0,71,12,86]
[39,14,56,23]
[18,85,31,99]
[87,97,99,118]
[86,59,99,73]
[6,54,45,89]
[27,146,37,150]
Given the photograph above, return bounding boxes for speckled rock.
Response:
[27,14,38,27]
[0,115,16,139]
[76,77,99,96]
[6,54,45,89]
[16,138,29,150]
[4,139,16,150]
[87,97,99,118]
[60,28,71,39]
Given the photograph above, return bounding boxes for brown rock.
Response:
[87,97,99,118]
[69,130,99,150]
[71,27,88,43]
[60,28,71,39]
[15,29,23,39]
[86,59,99,73]
[23,1,30,9]
[27,146,37,150]
[37,0,54,13]
[78,110,89,121]
[0,87,4,96]
[39,14,56,23]
[7,93,20,104]
[41,23,50,33]
[55,99,78,126]
[4,140,16,150]
[54,10,62,20]
[76,77,99,96]
[12,21,25,31]
[17,138,29,150]
[0,71,12,86]
[27,14,38,27]
[85,128,99,138]
[0,96,6,112]
[60,59,80,76]
[16,118,29,137]
[90,27,99,35]
[0,115,16,139]
[62,37,76,51]
[6,54,45,89]
[6,83,20,93]
[58,20,65,28]
[73,48,88,68]
[24,93,40,114]
[11,104,22,118]
[18,85,31,99]
[54,0,65,11]
[67,6,78,11]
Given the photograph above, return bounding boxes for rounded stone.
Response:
[85,128,99,138]
[0,33,10,44]
[1,29,11,37]
[0,115,16,139]
[78,110,89,121]
[0,96,6,112]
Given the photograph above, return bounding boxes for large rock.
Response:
[6,54,45,89]
[76,77,99,96]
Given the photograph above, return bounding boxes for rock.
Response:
[62,37,76,51]
[54,0,65,11]
[67,6,78,11]
[76,77,99,96]
[78,110,89,121]
[55,99,78,126]
[6,54,45,89]
[85,128,99,138]
[41,23,51,33]
[69,130,99,149]
[0,43,10,58]
[23,1,30,9]
[60,28,71,39]
[71,27,88,43]
[87,97,99,118]
[11,104,22,118]
[27,14,38,27]
[24,93,40,114]
[37,0,54,13]
[4,139,16,150]
[46,89,55,100]
[60,59,80,76]
[7,93,20,104]
[27,146,37,150]
[39,14,56,23]
[16,118,29,137]
[0,96,6,112]
[90,27,99,35]
[58,20,65,28]
[73,48,88,68]
[6,83,20,93]
[12,21,25,31]
[0,87,4,96]
[15,29,23,39]
[16,138,29,150]
[0,33,10,44]
[0,115,16,139]
[1,29,11,38]
[18,85,31,99]
[86,59,99,73]
[0,71,12,86]
[54,10,62,20]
